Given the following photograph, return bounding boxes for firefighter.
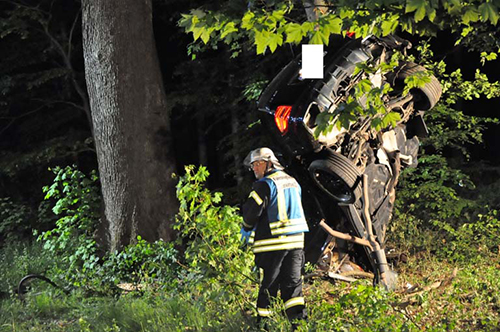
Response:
[242,147,308,329]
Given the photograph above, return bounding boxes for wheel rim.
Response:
[313,169,353,203]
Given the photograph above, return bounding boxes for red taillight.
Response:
[274,105,292,135]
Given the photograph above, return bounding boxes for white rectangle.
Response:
[301,44,323,79]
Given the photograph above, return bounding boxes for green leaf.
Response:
[310,30,329,45]
[192,25,204,41]
[285,23,304,44]
[415,3,426,22]
[381,18,399,36]
[191,9,206,20]
[200,27,213,44]
[405,0,425,13]
[337,111,358,130]
[371,117,383,131]
[255,30,269,55]
[355,79,373,97]
[272,9,285,21]
[381,111,401,128]
[479,2,499,25]
[339,8,355,19]
[268,32,283,53]
[462,7,480,24]
[220,22,238,39]
[326,17,343,35]
[241,11,255,30]
[480,51,498,63]
[301,21,315,35]
[426,5,436,22]
[179,14,194,31]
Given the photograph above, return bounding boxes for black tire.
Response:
[314,40,370,108]
[394,62,442,110]
[308,151,362,204]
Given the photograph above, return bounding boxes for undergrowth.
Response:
[1,255,498,331]
[1,165,499,331]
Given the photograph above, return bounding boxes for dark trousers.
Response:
[255,249,307,321]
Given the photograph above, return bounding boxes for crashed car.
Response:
[257,35,442,288]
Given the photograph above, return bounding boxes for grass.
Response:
[0,243,499,332]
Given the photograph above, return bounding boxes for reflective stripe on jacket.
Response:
[259,171,309,237]
[252,233,304,253]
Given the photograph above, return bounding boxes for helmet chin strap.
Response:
[265,160,273,173]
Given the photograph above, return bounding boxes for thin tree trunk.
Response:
[303,0,327,21]
[82,0,178,251]
[229,74,243,186]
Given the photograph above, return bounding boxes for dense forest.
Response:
[1,0,499,331]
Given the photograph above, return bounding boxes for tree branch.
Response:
[32,98,87,112]
[68,9,81,57]
[0,104,48,137]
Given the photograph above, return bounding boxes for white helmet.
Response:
[244,147,284,170]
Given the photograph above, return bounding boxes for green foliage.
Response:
[390,154,476,251]
[30,164,255,296]
[424,105,496,158]
[243,79,269,101]
[179,1,500,56]
[2,255,499,331]
[0,241,61,296]
[313,55,413,137]
[36,166,101,286]
[436,209,500,261]
[0,138,95,178]
[2,166,500,331]
[33,166,180,292]
[0,197,33,243]
[100,236,178,288]
[174,165,254,286]
[385,38,499,255]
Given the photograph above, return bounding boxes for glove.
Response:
[240,227,252,244]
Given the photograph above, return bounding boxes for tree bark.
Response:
[303,0,327,21]
[82,0,178,251]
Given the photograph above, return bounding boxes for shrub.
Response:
[35,165,101,287]
[436,209,500,261]
[100,236,178,288]
[173,165,255,307]
[0,241,62,296]
[390,154,476,253]
[0,197,33,243]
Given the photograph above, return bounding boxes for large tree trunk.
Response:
[82,0,178,251]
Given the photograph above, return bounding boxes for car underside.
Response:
[257,35,442,289]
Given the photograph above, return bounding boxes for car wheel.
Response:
[393,62,442,110]
[308,151,362,204]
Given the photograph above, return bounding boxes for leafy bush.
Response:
[390,154,476,252]
[0,197,33,243]
[173,165,255,309]
[35,166,182,292]
[100,236,178,288]
[391,153,500,262]
[436,209,500,261]
[174,165,253,281]
[35,165,101,286]
[33,165,253,296]
[0,241,62,296]
[388,40,499,256]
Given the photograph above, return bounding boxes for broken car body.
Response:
[257,35,442,289]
